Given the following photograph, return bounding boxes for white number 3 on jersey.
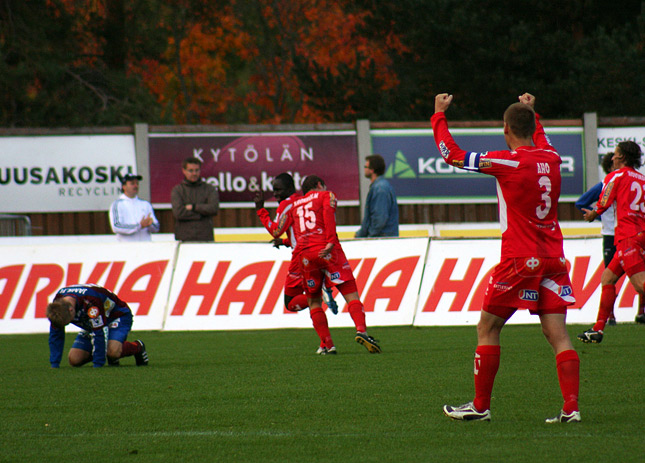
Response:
[536,176,552,220]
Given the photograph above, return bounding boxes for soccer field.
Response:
[1,324,643,463]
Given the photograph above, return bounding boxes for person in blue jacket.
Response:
[355,154,399,238]
[46,284,148,368]
[575,153,616,267]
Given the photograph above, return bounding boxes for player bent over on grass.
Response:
[254,172,339,355]
[272,175,381,354]
[579,141,645,342]
[432,92,580,423]
[46,284,148,368]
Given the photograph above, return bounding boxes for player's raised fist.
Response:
[518,93,535,108]
[435,93,453,113]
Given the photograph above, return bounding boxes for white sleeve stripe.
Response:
[490,158,520,168]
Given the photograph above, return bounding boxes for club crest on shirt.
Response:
[88,306,100,318]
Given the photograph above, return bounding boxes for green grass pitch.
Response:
[1,324,644,463]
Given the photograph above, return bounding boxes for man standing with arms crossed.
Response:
[171,157,220,242]
[433,93,580,423]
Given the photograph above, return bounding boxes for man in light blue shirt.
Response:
[355,154,399,238]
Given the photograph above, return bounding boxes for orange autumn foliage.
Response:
[52,0,407,124]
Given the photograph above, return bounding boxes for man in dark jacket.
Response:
[171,157,220,241]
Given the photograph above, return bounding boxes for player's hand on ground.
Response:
[435,93,453,113]
[253,192,265,210]
[519,93,535,108]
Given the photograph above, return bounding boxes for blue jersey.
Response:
[48,284,132,368]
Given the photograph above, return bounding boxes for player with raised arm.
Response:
[579,141,645,342]
[254,173,338,355]
[46,284,148,368]
[433,93,580,423]
[272,175,381,354]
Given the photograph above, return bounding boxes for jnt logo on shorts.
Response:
[559,285,573,297]
[330,272,340,280]
[306,279,315,288]
[519,289,539,301]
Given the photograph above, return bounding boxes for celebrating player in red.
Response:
[433,93,580,423]
[272,175,381,354]
[579,141,645,342]
[254,173,339,355]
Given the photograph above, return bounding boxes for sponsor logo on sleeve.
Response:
[439,141,450,159]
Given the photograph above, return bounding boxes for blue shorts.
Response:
[71,315,133,352]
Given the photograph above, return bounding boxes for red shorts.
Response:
[617,233,645,277]
[299,246,355,296]
[483,257,575,319]
[284,256,304,296]
[606,253,625,277]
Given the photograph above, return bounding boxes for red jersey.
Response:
[596,167,645,244]
[273,190,340,252]
[256,192,302,247]
[431,112,565,259]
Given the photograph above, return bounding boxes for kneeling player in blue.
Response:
[46,284,148,368]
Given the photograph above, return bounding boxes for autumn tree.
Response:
[134,0,408,124]
[0,0,165,127]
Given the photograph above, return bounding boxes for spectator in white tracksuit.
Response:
[109,173,160,242]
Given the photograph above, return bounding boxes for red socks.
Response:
[347,300,367,333]
[471,346,579,415]
[593,284,616,331]
[287,294,308,312]
[310,307,333,348]
[556,350,580,414]
[121,341,141,357]
[473,345,500,412]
